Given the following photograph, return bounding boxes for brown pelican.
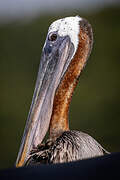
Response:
[16,16,109,167]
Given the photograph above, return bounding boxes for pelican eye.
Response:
[48,33,57,42]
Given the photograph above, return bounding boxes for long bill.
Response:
[16,36,74,167]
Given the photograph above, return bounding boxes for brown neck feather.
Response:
[49,23,93,140]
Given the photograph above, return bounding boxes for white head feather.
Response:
[48,16,82,56]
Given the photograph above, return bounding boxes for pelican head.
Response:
[16,16,93,167]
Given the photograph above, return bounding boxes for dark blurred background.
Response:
[0,0,120,170]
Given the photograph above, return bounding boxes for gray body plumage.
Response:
[25,130,108,165]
